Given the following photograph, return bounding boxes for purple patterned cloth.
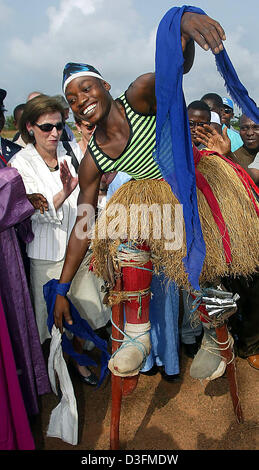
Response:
[0,165,51,416]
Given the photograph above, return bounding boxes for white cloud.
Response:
[184,26,259,112]
[2,0,259,115]
[47,0,100,35]
[6,0,155,100]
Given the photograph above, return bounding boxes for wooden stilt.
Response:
[109,273,139,449]
[110,273,124,451]
[110,373,123,450]
[122,376,139,397]
[215,323,244,423]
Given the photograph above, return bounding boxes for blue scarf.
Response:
[44,279,110,387]
[155,6,259,290]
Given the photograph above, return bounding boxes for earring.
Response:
[29,130,34,137]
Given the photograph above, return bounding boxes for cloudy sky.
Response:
[1,0,259,118]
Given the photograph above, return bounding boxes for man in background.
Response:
[220,96,243,151]
[230,113,259,171]
[0,89,21,162]
[12,103,26,147]
[201,92,242,151]
[187,100,211,149]
[53,94,77,143]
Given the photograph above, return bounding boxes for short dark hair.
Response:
[19,94,65,143]
[240,108,259,126]
[187,100,211,120]
[201,93,223,107]
[13,103,25,121]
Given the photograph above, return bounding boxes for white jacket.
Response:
[10,142,84,261]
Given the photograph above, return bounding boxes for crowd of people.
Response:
[0,5,258,450]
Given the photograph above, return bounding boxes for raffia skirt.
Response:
[91,154,259,293]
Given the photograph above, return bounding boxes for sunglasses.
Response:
[35,121,64,132]
[189,120,210,129]
[222,108,232,114]
[86,123,95,130]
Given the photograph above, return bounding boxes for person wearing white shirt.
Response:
[10,95,110,385]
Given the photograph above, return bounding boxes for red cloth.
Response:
[195,169,232,264]
[194,147,259,215]
[190,292,210,324]
[0,153,7,166]
[192,147,259,265]
[193,147,232,264]
[122,244,152,324]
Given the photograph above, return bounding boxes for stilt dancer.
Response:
[52,6,259,448]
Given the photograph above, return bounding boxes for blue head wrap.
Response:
[62,62,104,93]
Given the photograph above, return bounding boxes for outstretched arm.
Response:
[54,152,102,332]
[127,10,226,114]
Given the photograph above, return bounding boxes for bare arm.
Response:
[126,11,225,115]
[59,155,101,283]
[247,167,259,186]
[126,39,195,115]
[54,152,102,332]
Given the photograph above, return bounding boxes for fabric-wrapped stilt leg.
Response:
[108,243,152,377]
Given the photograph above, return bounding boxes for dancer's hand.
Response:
[181,12,226,54]
[54,294,73,334]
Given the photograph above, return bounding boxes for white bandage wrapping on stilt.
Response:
[109,321,151,377]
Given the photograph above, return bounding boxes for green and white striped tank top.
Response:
[88,93,163,180]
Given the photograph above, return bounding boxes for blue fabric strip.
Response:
[43,279,110,387]
[55,282,71,296]
[154,6,259,291]
[215,49,259,123]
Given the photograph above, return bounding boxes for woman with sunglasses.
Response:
[10,95,110,385]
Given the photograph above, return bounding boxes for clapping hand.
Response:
[195,125,231,156]
[60,160,78,197]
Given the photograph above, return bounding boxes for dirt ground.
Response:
[30,343,259,453]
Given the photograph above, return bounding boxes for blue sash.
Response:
[44,279,110,387]
[155,6,259,290]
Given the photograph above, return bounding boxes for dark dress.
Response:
[0,137,21,162]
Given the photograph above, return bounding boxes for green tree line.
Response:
[3,114,241,131]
